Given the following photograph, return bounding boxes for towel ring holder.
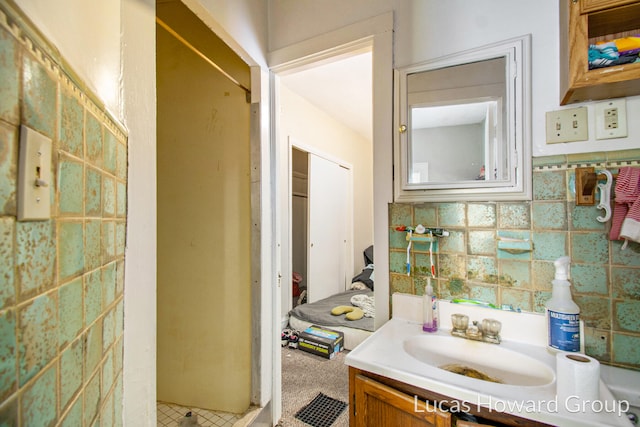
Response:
[595,170,612,222]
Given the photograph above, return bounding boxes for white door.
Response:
[307,153,349,303]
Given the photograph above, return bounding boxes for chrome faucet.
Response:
[450,314,502,344]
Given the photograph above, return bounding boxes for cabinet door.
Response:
[354,374,451,427]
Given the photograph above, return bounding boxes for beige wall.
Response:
[156,6,252,413]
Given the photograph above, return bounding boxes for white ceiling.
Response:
[280,51,373,141]
[412,101,494,129]
[277,53,493,138]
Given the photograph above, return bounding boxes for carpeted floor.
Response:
[278,346,349,427]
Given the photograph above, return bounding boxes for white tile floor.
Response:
[157,402,242,427]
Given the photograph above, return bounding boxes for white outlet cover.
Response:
[595,99,627,140]
[18,125,52,221]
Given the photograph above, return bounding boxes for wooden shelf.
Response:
[560,0,640,105]
[580,0,638,14]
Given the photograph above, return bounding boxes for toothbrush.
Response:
[451,298,499,309]
[406,230,412,276]
[429,230,435,277]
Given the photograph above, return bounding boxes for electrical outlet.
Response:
[595,99,627,140]
[604,108,618,129]
[545,107,588,144]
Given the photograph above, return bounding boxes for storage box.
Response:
[298,325,344,359]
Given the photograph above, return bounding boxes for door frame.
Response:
[290,140,354,307]
[269,11,394,425]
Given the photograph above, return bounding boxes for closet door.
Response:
[307,153,349,303]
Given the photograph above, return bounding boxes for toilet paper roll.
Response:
[556,352,600,405]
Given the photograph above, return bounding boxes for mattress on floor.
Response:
[289,289,374,332]
[288,289,374,350]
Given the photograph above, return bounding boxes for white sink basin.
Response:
[346,305,634,427]
[403,335,555,387]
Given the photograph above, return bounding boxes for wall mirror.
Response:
[394,35,532,202]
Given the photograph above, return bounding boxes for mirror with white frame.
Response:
[394,35,532,202]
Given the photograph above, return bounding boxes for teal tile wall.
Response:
[0,4,127,426]
[390,150,640,370]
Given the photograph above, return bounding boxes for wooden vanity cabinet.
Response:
[560,0,640,104]
[353,373,451,426]
[349,367,554,427]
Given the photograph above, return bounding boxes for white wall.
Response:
[15,0,122,118]
[183,0,268,69]
[121,0,158,423]
[413,125,484,181]
[268,0,640,157]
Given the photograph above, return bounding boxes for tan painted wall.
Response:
[156,5,251,413]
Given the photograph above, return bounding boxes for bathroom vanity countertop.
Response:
[345,298,634,427]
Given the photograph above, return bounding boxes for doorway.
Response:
[269,14,394,423]
[277,49,374,327]
[291,146,352,307]
[274,46,374,425]
[155,0,252,419]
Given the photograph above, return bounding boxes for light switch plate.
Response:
[545,107,589,144]
[18,125,52,221]
[595,99,627,140]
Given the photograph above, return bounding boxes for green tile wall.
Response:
[390,150,640,371]
[0,4,127,426]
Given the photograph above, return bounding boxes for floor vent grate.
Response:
[294,392,347,427]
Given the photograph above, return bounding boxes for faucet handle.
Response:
[481,318,502,338]
[451,313,469,332]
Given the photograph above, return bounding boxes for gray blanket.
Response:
[289,289,374,332]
